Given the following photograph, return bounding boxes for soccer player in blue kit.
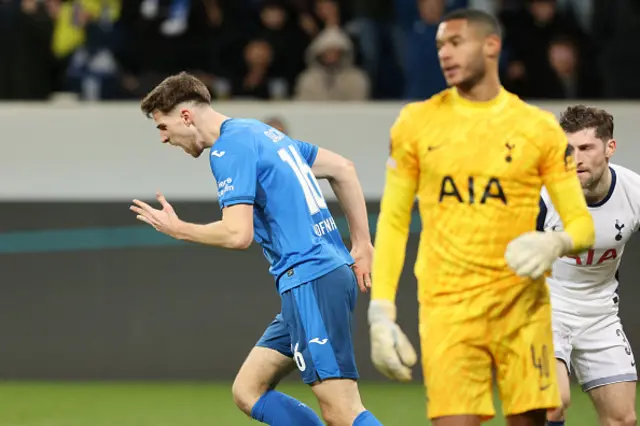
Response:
[130,72,382,426]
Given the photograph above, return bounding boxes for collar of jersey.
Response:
[450,86,509,113]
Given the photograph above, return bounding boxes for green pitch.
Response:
[0,381,618,425]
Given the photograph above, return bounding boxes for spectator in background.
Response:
[523,35,600,99]
[231,39,288,99]
[60,0,123,100]
[592,0,640,99]
[346,0,405,99]
[500,0,587,98]
[157,0,191,36]
[314,0,343,29]
[258,0,323,39]
[546,36,600,99]
[196,0,251,98]
[295,27,369,101]
[0,0,56,100]
[403,0,447,100]
[115,0,208,98]
[265,116,289,133]
[255,1,309,91]
[394,0,465,32]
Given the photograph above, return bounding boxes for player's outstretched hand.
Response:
[350,242,374,292]
[368,300,417,382]
[130,192,183,239]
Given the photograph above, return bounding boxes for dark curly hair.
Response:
[559,105,614,141]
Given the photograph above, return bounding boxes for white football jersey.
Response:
[540,164,640,315]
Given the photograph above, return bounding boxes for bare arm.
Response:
[131,194,254,250]
[312,147,371,245]
[177,204,255,250]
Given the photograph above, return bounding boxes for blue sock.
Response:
[250,390,324,425]
[547,421,565,426]
[353,410,383,426]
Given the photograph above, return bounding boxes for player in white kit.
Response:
[539,105,639,426]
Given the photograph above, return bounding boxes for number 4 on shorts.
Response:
[531,344,550,378]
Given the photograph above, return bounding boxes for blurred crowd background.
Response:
[0,0,638,102]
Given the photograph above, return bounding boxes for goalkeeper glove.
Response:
[505,231,573,279]
[368,299,417,382]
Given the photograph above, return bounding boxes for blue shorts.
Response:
[256,264,359,384]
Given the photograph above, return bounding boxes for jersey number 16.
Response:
[278,145,327,215]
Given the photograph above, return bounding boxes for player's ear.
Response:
[605,138,616,159]
[484,34,501,59]
[180,108,193,126]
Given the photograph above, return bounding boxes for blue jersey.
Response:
[210,118,354,293]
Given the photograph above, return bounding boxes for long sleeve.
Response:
[371,104,420,302]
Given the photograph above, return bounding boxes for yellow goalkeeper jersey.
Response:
[372,87,594,309]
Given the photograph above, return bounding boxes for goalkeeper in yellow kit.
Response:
[368,9,595,426]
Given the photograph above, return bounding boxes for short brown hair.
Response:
[140,72,212,117]
[559,105,614,141]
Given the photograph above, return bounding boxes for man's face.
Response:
[529,0,556,23]
[260,5,286,30]
[548,42,577,77]
[320,47,343,67]
[152,109,204,158]
[436,19,488,88]
[245,41,273,68]
[566,128,615,189]
[418,0,444,24]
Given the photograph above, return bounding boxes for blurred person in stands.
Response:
[314,0,346,29]
[254,1,309,95]
[295,27,369,101]
[115,0,209,98]
[500,0,590,98]
[292,1,320,39]
[197,0,252,99]
[346,0,405,99]
[56,0,123,100]
[231,39,288,100]
[537,36,600,99]
[403,0,447,100]
[592,0,640,99]
[0,0,56,100]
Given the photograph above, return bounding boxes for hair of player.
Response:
[441,8,502,39]
[559,105,614,141]
[140,71,212,118]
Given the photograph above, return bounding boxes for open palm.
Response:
[130,192,183,238]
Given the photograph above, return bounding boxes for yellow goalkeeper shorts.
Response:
[419,282,561,420]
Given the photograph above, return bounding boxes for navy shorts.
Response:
[256,264,359,384]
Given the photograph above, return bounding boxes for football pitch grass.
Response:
[0,381,621,425]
